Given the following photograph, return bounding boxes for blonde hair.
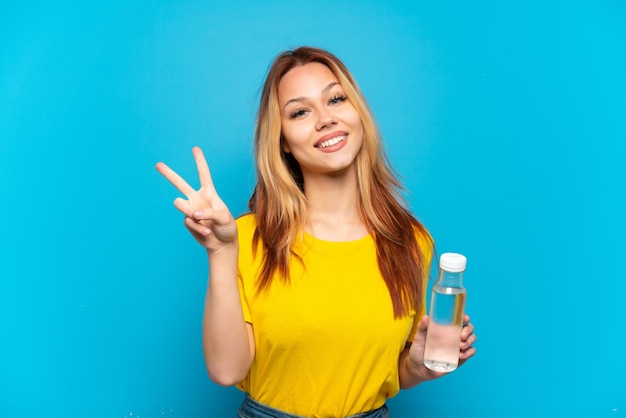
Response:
[249,47,433,318]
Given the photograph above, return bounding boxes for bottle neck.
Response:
[437,270,465,288]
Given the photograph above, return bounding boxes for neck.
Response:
[302,168,369,241]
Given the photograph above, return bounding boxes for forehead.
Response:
[278,62,340,103]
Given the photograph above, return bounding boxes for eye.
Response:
[289,108,308,119]
[329,94,347,106]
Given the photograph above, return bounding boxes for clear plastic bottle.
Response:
[423,252,467,372]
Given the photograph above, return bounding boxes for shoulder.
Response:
[236,212,257,232]
[236,213,261,257]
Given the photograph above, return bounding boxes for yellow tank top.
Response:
[235,214,430,417]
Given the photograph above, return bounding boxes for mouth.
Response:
[314,134,346,149]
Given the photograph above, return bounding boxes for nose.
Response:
[315,108,337,131]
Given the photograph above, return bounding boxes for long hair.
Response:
[248,46,433,318]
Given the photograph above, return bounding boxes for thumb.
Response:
[412,315,429,346]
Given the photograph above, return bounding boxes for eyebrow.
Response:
[282,82,340,110]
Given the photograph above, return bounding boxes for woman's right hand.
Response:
[156,146,237,253]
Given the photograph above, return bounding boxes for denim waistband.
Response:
[238,394,390,418]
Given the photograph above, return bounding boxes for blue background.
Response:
[1,1,625,417]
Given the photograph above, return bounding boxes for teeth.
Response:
[317,135,345,149]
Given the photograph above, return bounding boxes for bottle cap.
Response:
[440,253,467,272]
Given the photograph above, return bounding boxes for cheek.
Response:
[280,120,294,153]
[348,113,364,140]
[281,123,310,150]
[343,107,363,131]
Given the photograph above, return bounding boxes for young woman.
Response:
[157,46,476,418]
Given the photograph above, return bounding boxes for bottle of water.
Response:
[423,252,467,372]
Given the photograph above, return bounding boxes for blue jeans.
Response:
[238,394,390,418]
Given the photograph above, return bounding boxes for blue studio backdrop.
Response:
[1,1,624,417]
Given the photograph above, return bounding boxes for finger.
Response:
[184,216,211,237]
[461,322,474,340]
[175,202,233,232]
[462,333,477,348]
[460,345,477,360]
[412,315,429,343]
[192,146,216,192]
[413,314,428,333]
[191,207,233,226]
[156,162,196,197]
[173,197,195,217]
[460,331,477,349]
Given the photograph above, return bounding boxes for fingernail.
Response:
[194,210,203,218]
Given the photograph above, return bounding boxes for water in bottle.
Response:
[423,252,467,372]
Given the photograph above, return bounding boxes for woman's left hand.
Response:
[408,314,477,381]
[458,315,477,366]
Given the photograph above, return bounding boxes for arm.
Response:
[202,243,255,386]
[156,146,254,386]
[399,314,477,389]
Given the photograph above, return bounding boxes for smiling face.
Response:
[277,62,364,179]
